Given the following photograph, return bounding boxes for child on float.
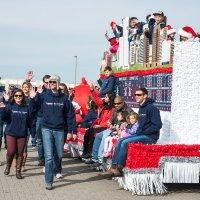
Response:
[103,111,127,158]
[97,66,117,98]
[103,111,139,158]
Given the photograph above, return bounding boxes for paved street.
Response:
[0,146,200,200]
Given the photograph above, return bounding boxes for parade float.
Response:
[100,14,200,195]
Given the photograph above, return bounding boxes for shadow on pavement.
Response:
[165,183,200,193]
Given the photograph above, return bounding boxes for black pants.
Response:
[83,127,106,155]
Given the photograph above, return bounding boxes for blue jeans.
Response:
[42,128,64,185]
[36,117,44,162]
[112,135,156,167]
[92,129,111,162]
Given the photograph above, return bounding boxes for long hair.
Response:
[126,112,138,124]
[103,93,115,108]
[10,89,26,106]
[88,97,98,110]
[59,83,69,97]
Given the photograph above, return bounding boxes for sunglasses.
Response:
[44,81,49,84]
[49,81,57,84]
[134,93,144,96]
[114,102,123,105]
[14,95,23,98]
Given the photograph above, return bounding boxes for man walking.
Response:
[31,75,77,190]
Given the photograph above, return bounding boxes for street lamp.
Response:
[74,55,78,85]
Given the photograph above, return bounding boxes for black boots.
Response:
[16,156,23,179]
[4,155,14,175]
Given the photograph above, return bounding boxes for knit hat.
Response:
[49,75,61,89]
[178,26,197,39]
[165,25,176,35]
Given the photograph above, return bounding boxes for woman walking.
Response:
[0,89,34,179]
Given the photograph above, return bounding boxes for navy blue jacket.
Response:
[33,89,77,133]
[136,98,162,141]
[0,102,34,138]
[113,25,123,38]
[98,75,116,97]
[80,110,98,128]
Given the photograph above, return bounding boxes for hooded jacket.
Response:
[0,102,34,138]
[136,98,162,141]
[33,89,76,133]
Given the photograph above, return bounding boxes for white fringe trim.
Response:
[162,162,200,183]
[115,161,200,195]
[116,170,167,195]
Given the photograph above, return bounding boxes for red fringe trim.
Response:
[100,67,173,78]
[126,143,200,169]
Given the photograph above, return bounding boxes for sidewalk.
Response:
[0,146,200,200]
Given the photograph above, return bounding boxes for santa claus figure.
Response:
[178,26,197,41]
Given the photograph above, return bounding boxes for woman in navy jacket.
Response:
[0,89,34,179]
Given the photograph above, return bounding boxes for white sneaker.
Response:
[56,173,63,179]
[43,167,45,173]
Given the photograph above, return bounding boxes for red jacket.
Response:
[90,90,114,128]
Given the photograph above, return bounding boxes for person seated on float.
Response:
[128,17,144,43]
[79,98,98,128]
[97,66,117,98]
[104,88,162,177]
[178,26,198,42]
[144,11,166,44]
[81,85,114,159]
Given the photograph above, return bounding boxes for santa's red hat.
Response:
[178,26,197,39]
[165,25,176,35]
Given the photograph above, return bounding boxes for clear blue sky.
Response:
[0,0,199,83]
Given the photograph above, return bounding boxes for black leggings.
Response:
[83,127,106,155]
[6,135,27,157]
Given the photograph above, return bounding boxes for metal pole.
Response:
[74,55,77,85]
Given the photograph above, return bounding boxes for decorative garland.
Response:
[115,144,200,195]
[116,156,200,195]
[125,143,200,169]
[100,67,172,78]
